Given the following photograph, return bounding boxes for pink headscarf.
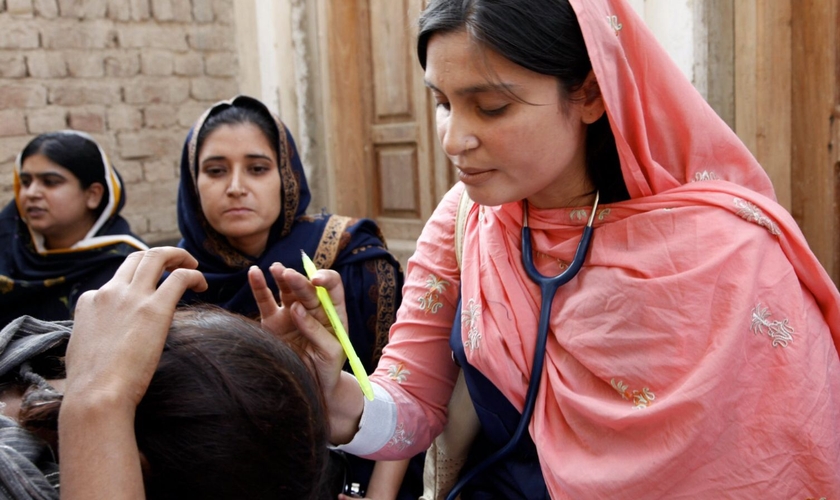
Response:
[455,0,840,497]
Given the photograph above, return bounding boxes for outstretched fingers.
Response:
[249,265,280,316]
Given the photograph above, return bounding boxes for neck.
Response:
[44,222,95,250]
[227,234,269,258]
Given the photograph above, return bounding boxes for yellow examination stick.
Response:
[301,250,374,401]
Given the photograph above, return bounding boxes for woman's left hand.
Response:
[63,247,208,412]
[59,247,207,500]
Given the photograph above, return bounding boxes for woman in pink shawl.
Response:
[252,0,840,498]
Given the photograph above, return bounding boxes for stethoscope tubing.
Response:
[445,193,598,500]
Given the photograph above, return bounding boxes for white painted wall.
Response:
[626,0,704,95]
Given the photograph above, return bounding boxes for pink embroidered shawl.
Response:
[373,0,840,497]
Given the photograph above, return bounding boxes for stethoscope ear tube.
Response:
[445,194,598,500]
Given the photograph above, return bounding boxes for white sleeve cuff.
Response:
[331,381,397,456]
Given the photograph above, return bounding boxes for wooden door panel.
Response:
[321,0,453,266]
[367,0,441,264]
[377,145,420,217]
[370,0,414,119]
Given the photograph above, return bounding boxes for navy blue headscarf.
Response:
[0,131,147,328]
[177,96,403,372]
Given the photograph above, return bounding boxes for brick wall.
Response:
[0,0,239,245]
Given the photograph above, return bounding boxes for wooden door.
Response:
[791,0,840,286]
[318,0,453,266]
[735,0,840,285]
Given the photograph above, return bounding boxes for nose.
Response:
[439,111,479,159]
[226,167,246,196]
[22,180,42,198]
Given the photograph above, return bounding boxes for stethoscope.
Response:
[446,191,600,500]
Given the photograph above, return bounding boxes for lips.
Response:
[223,207,254,215]
[25,207,47,217]
[457,167,494,185]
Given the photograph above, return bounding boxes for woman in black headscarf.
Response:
[0,131,147,328]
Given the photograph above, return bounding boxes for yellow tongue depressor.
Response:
[300,250,375,401]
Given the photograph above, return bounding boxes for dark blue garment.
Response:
[176,96,418,496]
[0,165,146,329]
[176,97,404,373]
[450,299,549,500]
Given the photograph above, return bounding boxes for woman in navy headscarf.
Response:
[177,96,420,499]
[177,95,404,375]
[0,131,147,328]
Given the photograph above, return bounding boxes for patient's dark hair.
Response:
[20,306,330,500]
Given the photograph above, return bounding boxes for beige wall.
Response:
[0,0,240,245]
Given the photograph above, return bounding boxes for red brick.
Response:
[143,104,177,128]
[57,0,80,16]
[48,81,121,105]
[119,24,187,50]
[66,51,105,77]
[212,0,230,25]
[176,100,210,127]
[142,157,176,181]
[106,105,142,131]
[187,25,235,51]
[41,19,118,49]
[173,52,202,76]
[68,107,105,132]
[105,0,129,20]
[129,0,148,20]
[204,52,236,77]
[0,165,16,194]
[147,208,178,233]
[0,85,47,108]
[26,51,68,77]
[0,136,31,163]
[150,0,188,22]
[116,129,183,159]
[192,0,212,23]
[57,0,105,17]
[0,52,27,78]
[121,212,148,234]
[58,0,108,19]
[27,107,69,133]
[7,0,34,16]
[0,19,39,48]
[190,77,237,101]
[140,50,173,76]
[122,176,178,209]
[0,109,28,137]
[113,158,143,183]
[82,0,107,17]
[104,52,140,77]
[33,0,59,17]
[123,78,189,105]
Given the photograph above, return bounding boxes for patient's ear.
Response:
[579,70,605,124]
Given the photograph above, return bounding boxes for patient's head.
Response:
[22,306,330,499]
[136,306,329,499]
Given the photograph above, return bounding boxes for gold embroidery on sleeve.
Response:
[418,274,449,314]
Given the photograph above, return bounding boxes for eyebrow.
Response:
[200,153,274,164]
[19,171,67,180]
[424,80,519,96]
